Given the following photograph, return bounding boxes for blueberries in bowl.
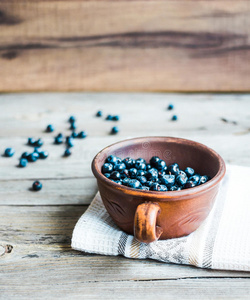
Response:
[101,155,210,191]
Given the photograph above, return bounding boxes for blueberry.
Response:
[171,115,178,121]
[184,181,196,189]
[160,174,175,187]
[113,180,122,185]
[176,174,188,186]
[154,159,167,171]
[158,171,166,178]
[106,115,113,121]
[149,156,160,167]
[178,170,187,178]
[21,152,29,159]
[110,171,121,181]
[66,137,74,148]
[54,135,64,144]
[120,169,129,179]
[64,149,71,157]
[28,138,35,146]
[70,122,77,130]
[147,168,158,181]
[4,148,15,157]
[19,158,28,168]
[69,116,76,123]
[189,174,200,185]
[169,185,181,191]
[34,138,43,148]
[114,162,126,172]
[168,163,179,175]
[137,176,147,185]
[159,184,168,191]
[150,183,161,191]
[96,111,102,117]
[71,131,78,138]
[145,181,155,188]
[127,179,141,189]
[57,133,64,138]
[134,161,147,171]
[167,104,174,110]
[32,180,42,191]
[140,186,150,191]
[78,131,87,139]
[102,163,114,173]
[110,126,119,135]
[185,167,195,178]
[46,124,54,132]
[137,170,147,177]
[199,175,209,185]
[28,152,39,162]
[112,115,119,121]
[146,164,152,170]
[129,168,137,179]
[123,157,135,169]
[39,151,48,159]
[122,178,130,186]
[136,158,146,164]
[105,155,120,165]
[104,173,111,178]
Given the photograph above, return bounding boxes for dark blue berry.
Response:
[136,176,147,185]
[70,122,77,130]
[171,115,178,121]
[137,170,147,177]
[176,174,188,186]
[110,126,119,135]
[46,124,54,132]
[96,111,102,117]
[102,163,114,173]
[21,152,29,159]
[184,181,196,189]
[114,162,126,172]
[167,104,174,110]
[168,163,179,175]
[199,175,209,185]
[66,137,74,148]
[71,131,78,138]
[145,181,155,188]
[57,133,63,138]
[105,155,120,165]
[150,183,161,191]
[110,171,121,181]
[178,170,187,178]
[185,167,195,178]
[128,168,137,179]
[159,184,168,191]
[64,149,71,157]
[4,148,15,157]
[54,136,64,144]
[104,173,111,178]
[154,159,167,171]
[160,174,175,187]
[28,138,35,146]
[32,180,42,191]
[112,180,122,185]
[34,138,43,148]
[158,171,166,178]
[170,185,181,191]
[39,151,49,159]
[123,157,135,169]
[127,179,141,189]
[134,161,147,171]
[19,158,28,168]
[149,156,160,167]
[122,178,130,186]
[147,168,158,181]
[120,169,129,179]
[140,186,150,191]
[69,116,76,123]
[189,174,200,185]
[146,164,152,170]
[28,152,39,162]
[136,158,146,164]
[106,115,113,121]
[112,115,119,121]
[78,131,87,139]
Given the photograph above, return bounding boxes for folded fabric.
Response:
[72,165,250,272]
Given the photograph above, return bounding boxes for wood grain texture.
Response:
[0,1,250,92]
[0,93,250,299]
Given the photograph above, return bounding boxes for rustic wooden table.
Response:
[0,93,250,299]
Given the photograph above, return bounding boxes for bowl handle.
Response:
[134,202,163,243]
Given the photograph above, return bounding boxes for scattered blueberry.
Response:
[46,124,54,132]
[167,104,174,110]
[171,115,178,121]
[64,149,71,157]
[66,137,74,148]
[69,116,76,123]
[110,126,119,135]
[28,152,39,162]
[112,115,120,121]
[21,152,29,160]
[55,134,64,144]
[106,115,113,121]
[96,111,102,117]
[28,138,36,146]
[34,138,43,148]
[4,148,15,157]
[32,180,42,191]
[39,150,49,159]
[70,122,77,130]
[78,131,87,139]
[71,131,78,138]
[19,158,28,168]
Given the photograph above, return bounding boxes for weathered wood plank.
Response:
[1,1,250,92]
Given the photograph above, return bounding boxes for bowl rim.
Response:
[91,136,226,200]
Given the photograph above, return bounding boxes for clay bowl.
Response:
[92,137,226,243]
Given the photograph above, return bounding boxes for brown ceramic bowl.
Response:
[92,137,226,243]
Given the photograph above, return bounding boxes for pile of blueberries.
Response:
[102,155,210,191]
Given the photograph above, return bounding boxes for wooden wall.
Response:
[0,1,250,92]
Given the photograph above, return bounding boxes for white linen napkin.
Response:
[72,165,250,272]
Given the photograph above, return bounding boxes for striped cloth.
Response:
[72,165,250,271]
